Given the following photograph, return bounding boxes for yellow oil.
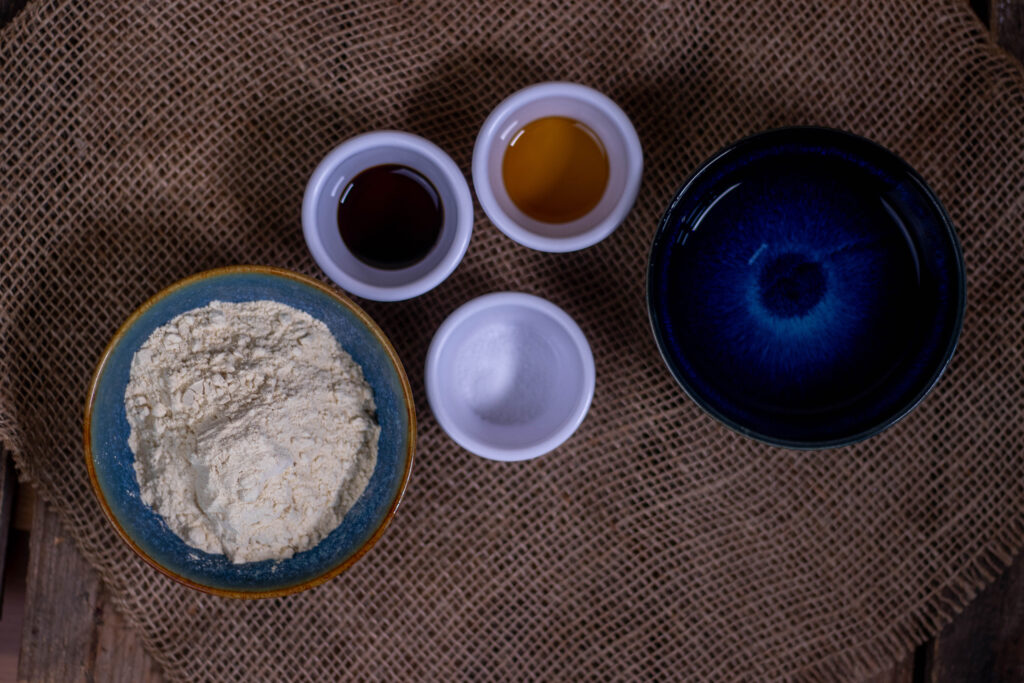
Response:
[501,116,609,224]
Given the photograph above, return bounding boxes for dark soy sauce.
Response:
[337,164,443,270]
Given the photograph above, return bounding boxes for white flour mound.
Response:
[125,299,380,564]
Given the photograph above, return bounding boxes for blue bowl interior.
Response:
[648,128,965,448]
[89,270,412,593]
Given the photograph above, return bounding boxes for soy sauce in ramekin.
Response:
[337,164,443,270]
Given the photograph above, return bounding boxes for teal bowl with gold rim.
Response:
[84,266,415,598]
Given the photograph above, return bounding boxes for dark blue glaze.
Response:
[89,270,413,593]
[647,128,965,448]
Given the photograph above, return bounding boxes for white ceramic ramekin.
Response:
[303,131,473,302]
[472,82,643,253]
[425,292,595,461]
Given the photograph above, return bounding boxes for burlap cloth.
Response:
[2,0,1024,680]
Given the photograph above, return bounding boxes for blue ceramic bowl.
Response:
[647,128,965,449]
[85,266,415,597]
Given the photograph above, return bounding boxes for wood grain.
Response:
[922,553,1024,681]
[12,484,32,533]
[91,589,164,683]
[0,450,15,616]
[0,0,25,27]
[17,496,162,682]
[18,496,102,682]
[862,651,916,683]
[973,0,992,29]
[995,0,1024,62]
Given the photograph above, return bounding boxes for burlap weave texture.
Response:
[2,0,1024,680]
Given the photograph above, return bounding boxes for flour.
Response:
[125,300,379,564]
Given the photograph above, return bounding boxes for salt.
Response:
[454,321,555,426]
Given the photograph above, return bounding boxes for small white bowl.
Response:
[472,82,643,253]
[303,131,473,302]
[425,292,595,461]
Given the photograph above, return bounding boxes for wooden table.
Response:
[1,2,1022,680]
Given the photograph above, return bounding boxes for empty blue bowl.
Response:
[85,266,415,597]
[647,128,965,449]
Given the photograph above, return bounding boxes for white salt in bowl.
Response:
[425,292,595,461]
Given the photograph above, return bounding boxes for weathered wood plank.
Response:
[12,484,32,533]
[17,495,162,682]
[995,0,1024,63]
[92,587,164,683]
[17,495,103,682]
[0,449,16,617]
[0,529,28,679]
[862,651,916,683]
[0,0,26,27]
[922,553,1024,682]
[972,0,993,31]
